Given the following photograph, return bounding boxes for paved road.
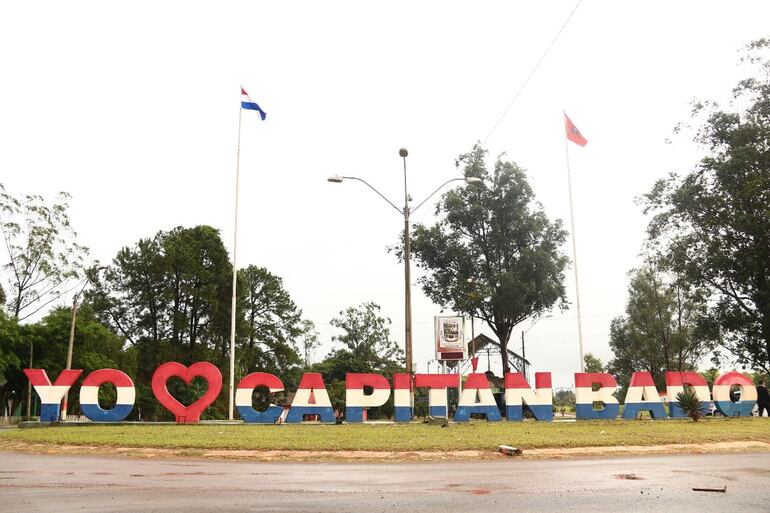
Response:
[1,451,769,512]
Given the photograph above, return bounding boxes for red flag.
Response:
[564,113,587,147]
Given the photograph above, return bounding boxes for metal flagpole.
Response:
[564,137,585,372]
[228,102,243,421]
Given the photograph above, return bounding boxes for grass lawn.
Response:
[2,418,769,451]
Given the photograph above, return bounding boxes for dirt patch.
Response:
[0,440,768,462]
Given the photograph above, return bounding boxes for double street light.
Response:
[328,148,481,375]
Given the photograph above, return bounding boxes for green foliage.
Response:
[238,265,303,377]
[607,264,715,394]
[0,184,88,320]
[92,225,232,352]
[87,225,309,420]
[553,388,575,408]
[675,387,706,422]
[318,302,403,381]
[0,305,128,417]
[407,145,569,373]
[701,368,720,388]
[313,302,403,419]
[642,39,770,373]
[583,353,605,373]
[0,310,24,413]
[299,319,320,367]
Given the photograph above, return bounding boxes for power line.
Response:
[482,0,583,144]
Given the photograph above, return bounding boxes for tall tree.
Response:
[407,145,569,374]
[0,304,128,418]
[316,302,404,382]
[314,302,403,418]
[643,39,770,373]
[89,225,234,419]
[0,309,23,416]
[607,265,715,391]
[91,225,232,353]
[0,185,88,320]
[583,352,606,373]
[238,265,303,375]
[89,225,311,418]
[299,319,320,367]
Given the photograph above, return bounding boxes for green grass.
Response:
[2,418,770,452]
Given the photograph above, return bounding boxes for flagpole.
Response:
[228,103,243,421]
[564,136,585,373]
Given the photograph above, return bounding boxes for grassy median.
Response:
[2,418,769,452]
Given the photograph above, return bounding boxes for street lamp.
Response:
[61,265,107,420]
[520,314,552,380]
[328,149,481,375]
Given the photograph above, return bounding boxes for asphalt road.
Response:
[1,451,769,512]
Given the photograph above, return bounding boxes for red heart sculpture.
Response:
[151,362,222,423]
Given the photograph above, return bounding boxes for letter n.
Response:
[504,372,553,421]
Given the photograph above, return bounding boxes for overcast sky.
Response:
[2,1,769,388]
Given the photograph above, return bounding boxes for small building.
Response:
[466,334,530,381]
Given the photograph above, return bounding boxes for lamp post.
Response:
[61,266,106,420]
[328,149,481,375]
[520,314,552,381]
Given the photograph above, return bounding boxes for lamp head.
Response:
[327,175,344,183]
[399,148,408,158]
[465,177,483,184]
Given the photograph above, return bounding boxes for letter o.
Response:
[80,369,135,422]
[713,371,757,417]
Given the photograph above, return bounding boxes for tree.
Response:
[0,309,23,416]
[553,389,575,410]
[607,264,715,391]
[299,319,320,367]
[91,225,232,353]
[642,39,770,373]
[0,304,128,418]
[88,225,235,419]
[407,145,569,374]
[318,302,403,381]
[0,185,88,320]
[89,225,312,419]
[238,265,303,376]
[314,302,404,419]
[583,353,605,373]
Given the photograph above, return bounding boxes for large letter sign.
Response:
[454,373,501,421]
[80,369,135,422]
[713,371,757,417]
[575,373,620,420]
[345,373,391,422]
[666,371,711,418]
[151,361,223,423]
[622,372,667,419]
[414,373,460,418]
[504,372,553,421]
[393,373,413,422]
[286,373,336,423]
[24,361,766,426]
[24,369,83,422]
[236,372,285,424]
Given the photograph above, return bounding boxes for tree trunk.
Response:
[498,330,511,375]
